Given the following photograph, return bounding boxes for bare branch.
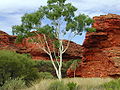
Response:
[43,34,51,54]
[62,32,77,53]
[32,32,51,55]
[29,37,50,55]
[62,40,70,54]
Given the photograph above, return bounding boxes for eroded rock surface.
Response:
[67,14,120,77]
[0,30,23,51]
[0,30,82,61]
[18,37,83,60]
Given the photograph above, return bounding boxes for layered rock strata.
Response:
[0,30,23,51]
[0,30,82,61]
[18,37,83,60]
[67,14,120,77]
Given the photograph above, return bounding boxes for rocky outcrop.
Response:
[0,30,10,46]
[0,30,23,51]
[0,30,83,61]
[17,37,83,60]
[67,14,120,77]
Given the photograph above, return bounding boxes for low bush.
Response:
[0,50,39,86]
[0,77,26,90]
[34,59,77,78]
[48,81,79,90]
[39,72,54,79]
[34,60,54,74]
[67,82,79,90]
[48,81,68,90]
[100,78,120,90]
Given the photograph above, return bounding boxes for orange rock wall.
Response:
[2,14,120,78]
[0,31,23,51]
[0,31,82,61]
[67,14,120,77]
[20,37,83,60]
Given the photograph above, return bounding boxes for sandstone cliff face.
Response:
[0,30,82,61]
[67,14,120,77]
[0,30,23,51]
[17,37,83,60]
[0,31,9,45]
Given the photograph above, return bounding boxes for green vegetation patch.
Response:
[0,50,39,87]
[100,78,120,90]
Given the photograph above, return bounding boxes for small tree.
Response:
[12,0,95,81]
[70,60,80,78]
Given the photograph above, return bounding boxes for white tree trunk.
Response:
[58,40,63,81]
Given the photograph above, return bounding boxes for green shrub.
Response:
[0,50,39,86]
[35,60,66,77]
[100,78,120,90]
[34,60,55,77]
[48,81,68,90]
[34,60,70,78]
[39,72,54,79]
[0,77,26,90]
[65,60,78,68]
[48,81,79,90]
[67,82,79,90]
[22,53,32,58]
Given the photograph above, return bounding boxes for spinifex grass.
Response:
[24,77,113,90]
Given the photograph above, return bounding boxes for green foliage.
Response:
[34,60,74,78]
[22,53,32,58]
[34,60,55,76]
[100,78,120,90]
[65,60,76,68]
[47,0,66,4]
[70,59,80,71]
[67,82,79,90]
[12,25,24,35]
[15,35,25,43]
[37,25,55,39]
[48,81,68,90]
[12,0,95,42]
[0,78,26,90]
[48,81,79,90]
[12,0,96,81]
[0,50,39,86]
[21,11,44,27]
[86,27,96,32]
[39,72,54,79]
[53,40,60,49]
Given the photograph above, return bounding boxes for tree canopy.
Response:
[12,0,95,40]
[12,0,96,81]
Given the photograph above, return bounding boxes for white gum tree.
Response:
[12,0,95,81]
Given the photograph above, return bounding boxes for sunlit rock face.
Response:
[0,30,9,45]
[67,14,120,77]
[18,37,83,61]
[0,30,23,51]
[0,30,83,61]
[2,14,120,78]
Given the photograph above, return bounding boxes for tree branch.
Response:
[62,32,77,54]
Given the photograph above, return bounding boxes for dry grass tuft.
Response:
[24,77,113,90]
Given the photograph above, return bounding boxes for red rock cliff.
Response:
[0,30,82,61]
[67,14,120,77]
[17,36,83,60]
[0,30,23,51]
